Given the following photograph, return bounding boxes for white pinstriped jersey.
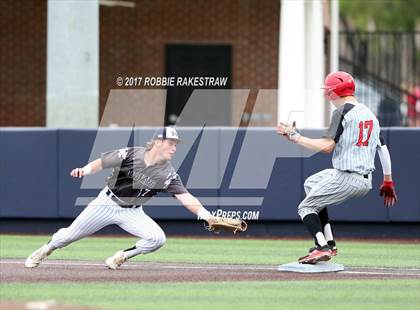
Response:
[324,102,382,175]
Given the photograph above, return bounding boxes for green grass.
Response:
[1,281,419,310]
[1,235,419,310]
[1,235,419,268]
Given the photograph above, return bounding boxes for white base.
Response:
[278,262,344,273]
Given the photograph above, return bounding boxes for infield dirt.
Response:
[1,259,419,283]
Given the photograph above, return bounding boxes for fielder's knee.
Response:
[136,232,166,252]
[153,233,166,250]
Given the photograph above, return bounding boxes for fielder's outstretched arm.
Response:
[175,193,214,221]
[70,158,103,178]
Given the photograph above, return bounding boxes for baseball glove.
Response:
[205,217,248,234]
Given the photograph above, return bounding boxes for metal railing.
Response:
[339,31,420,126]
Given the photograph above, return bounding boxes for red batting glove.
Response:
[379,181,398,207]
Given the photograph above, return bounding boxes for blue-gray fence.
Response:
[0,128,419,222]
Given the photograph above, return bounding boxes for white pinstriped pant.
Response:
[298,169,372,219]
[49,188,166,258]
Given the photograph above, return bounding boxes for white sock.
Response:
[315,232,328,247]
[44,243,55,254]
[323,223,334,241]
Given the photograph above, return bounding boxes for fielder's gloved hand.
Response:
[379,181,398,207]
[205,217,248,235]
[276,121,301,143]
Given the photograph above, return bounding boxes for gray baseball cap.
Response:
[152,127,182,143]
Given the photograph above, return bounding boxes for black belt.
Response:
[105,189,139,209]
[344,170,369,179]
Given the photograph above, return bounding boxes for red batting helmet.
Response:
[322,71,355,100]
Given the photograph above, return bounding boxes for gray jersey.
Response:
[324,103,383,175]
[101,147,187,205]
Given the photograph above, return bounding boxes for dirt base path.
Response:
[1,259,419,283]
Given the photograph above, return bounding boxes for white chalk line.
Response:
[1,259,420,276]
[341,271,419,276]
[1,260,273,271]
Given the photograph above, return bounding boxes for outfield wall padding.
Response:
[1,127,418,222]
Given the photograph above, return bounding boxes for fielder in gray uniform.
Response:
[25,127,215,269]
[277,71,398,264]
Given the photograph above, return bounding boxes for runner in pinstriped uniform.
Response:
[277,71,398,264]
[25,127,216,270]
